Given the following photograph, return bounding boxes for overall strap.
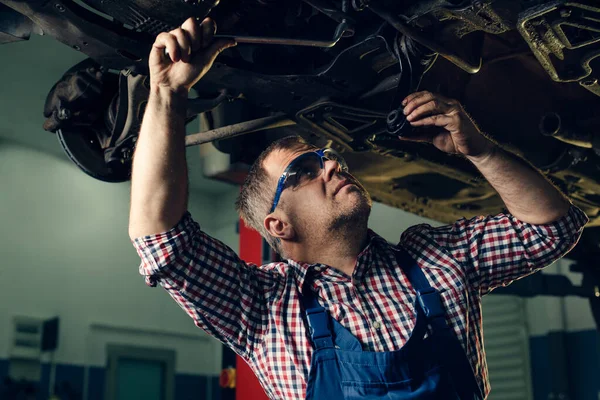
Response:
[395,248,447,331]
[396,247,484,400]
[299,274,335,350]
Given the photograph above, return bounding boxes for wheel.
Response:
[57,127,132,183]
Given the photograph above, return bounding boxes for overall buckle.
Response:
[417,288,445,319]
[306,307,332,340]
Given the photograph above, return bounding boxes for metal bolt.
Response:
[595,286,599,298]
[58,108,71,120]
[54,3,65,12]
[121,148,132,162]
[72,45,80,51]
[581,78,598,86]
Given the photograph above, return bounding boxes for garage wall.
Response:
[526,259,600,400]
[0,141,232,399]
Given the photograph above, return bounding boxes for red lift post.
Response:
[220,218,269,400]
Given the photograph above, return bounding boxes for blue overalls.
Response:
[300,249,485,400]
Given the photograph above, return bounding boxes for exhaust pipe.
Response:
[539,112,595,149]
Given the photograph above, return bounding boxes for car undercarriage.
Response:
[1,0,599,319]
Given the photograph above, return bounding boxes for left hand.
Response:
[401,91,495,159]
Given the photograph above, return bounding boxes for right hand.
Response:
[149,17,236,96]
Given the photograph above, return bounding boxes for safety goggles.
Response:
[270,148,349,213]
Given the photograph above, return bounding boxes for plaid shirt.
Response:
[133,204,588,399]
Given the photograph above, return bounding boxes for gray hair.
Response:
[235,136,317,256]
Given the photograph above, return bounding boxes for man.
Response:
[129,17,588,400]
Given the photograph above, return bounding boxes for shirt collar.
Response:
[287,229,397,293]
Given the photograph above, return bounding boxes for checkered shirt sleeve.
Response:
[131,212,282,358]
[403,204,588,295]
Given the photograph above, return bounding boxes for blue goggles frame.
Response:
[270,148,348,213]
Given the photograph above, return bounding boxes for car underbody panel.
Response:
[1,0,600,269]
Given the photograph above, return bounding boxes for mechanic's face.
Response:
[264,147,372,241]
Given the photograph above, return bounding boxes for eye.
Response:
[285,156,321,188]
[301,166,318,179]
[291,166,316,187]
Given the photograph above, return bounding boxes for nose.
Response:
[323,159,341,182]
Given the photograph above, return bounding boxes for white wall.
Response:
[0,141,232,376]
[209,189,241,251]
[368,201,442,242]
[0,30,237,380]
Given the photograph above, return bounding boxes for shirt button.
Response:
[373,321,381,329]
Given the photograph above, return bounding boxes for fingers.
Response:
[406,100,449,122]
[409,114,453,128]
[200,38,237,67]
[151,32,180,64]
[150,17,208,65]
[201,18,217,49]
[181,17,202,52]
[180,17,217,52]
[402,91,454,116]
[171,28,192,63]
[397,130,436,143]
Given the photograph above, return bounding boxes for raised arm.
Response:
[128,21,277,357]
[402,91,570,224]
[400,91,588,294]
[128,17,235,239]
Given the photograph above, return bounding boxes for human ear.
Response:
[264,214,295,240]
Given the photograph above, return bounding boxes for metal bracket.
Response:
[296,101,388,151]
[517,1,600,95]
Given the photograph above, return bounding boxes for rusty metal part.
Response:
[404,0,511,37]
[185,114,295,147]
[517,1,600,95]
[539,112,599,150]
[367,3,481,74]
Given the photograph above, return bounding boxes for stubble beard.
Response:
[329,185,372,234]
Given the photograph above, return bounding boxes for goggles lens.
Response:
[284,149,348,189]
[270,148,349,213]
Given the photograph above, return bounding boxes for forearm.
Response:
[467,143,571,225]
[129,87,189,239]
